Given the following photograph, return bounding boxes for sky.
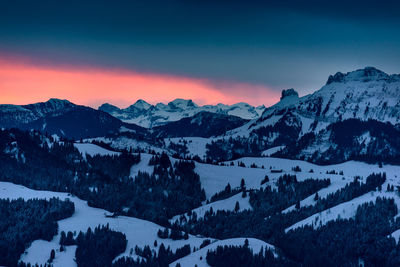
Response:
[0,0,399,108]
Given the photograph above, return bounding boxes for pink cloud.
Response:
[0,57,280,108]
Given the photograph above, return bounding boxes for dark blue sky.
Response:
[1,0,400,96]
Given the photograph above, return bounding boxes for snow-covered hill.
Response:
[99,99,265,128]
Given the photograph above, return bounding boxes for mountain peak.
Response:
[47,98,71,104]
[131,99,151,110]
[98,103,120,113]
[280,88,299,100]
[25,98,75,111]
[326,67,389,85]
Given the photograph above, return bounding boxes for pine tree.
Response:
[240,179,245,189]
[295,200,300,209]
[49,249,55,263]
[234,201,240,212]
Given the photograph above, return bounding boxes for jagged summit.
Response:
[130,99,151,110]
[98,103,119,112]
[280,89,299,100]
[326,67,399,85]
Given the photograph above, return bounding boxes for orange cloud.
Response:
[0,58,280,108]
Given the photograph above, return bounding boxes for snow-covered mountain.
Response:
[99,99,265,128]
[263,67,400,124]
[0,98,75,128]
[226,67,400,137]
[182,67,400,163]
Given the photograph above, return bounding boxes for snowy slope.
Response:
[74,143,120,159]
[170,238,276,267]
[170,193,252,224]
[0,182,206,266]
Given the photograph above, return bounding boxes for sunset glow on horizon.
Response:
[0,58,280,108]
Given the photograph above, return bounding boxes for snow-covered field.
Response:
[74,143,120,159]
[0,182,206,267]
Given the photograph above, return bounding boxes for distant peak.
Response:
[99,103,117,108]
[326,67,389,85]
[47,98,71,104]
[280,88,299,100]
[131,99,151,110]
[38,98,74,108]
[98,103,120,112]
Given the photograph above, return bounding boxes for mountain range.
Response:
[1,66,399,164]
[99,99,265,128]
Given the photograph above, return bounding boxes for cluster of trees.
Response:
[74,225,127,267]
[278,197,400,266]
[157,227,188,240]
[0,197,74,266]
[209,183,242,202]
[167,141,189,157]
[250,175,330,216]
[206,240,294,267]
[121,156,206,224]
[113,243,191,267]
[205,136,264,161]
[172,175,330,241]
[282,173,387,227]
